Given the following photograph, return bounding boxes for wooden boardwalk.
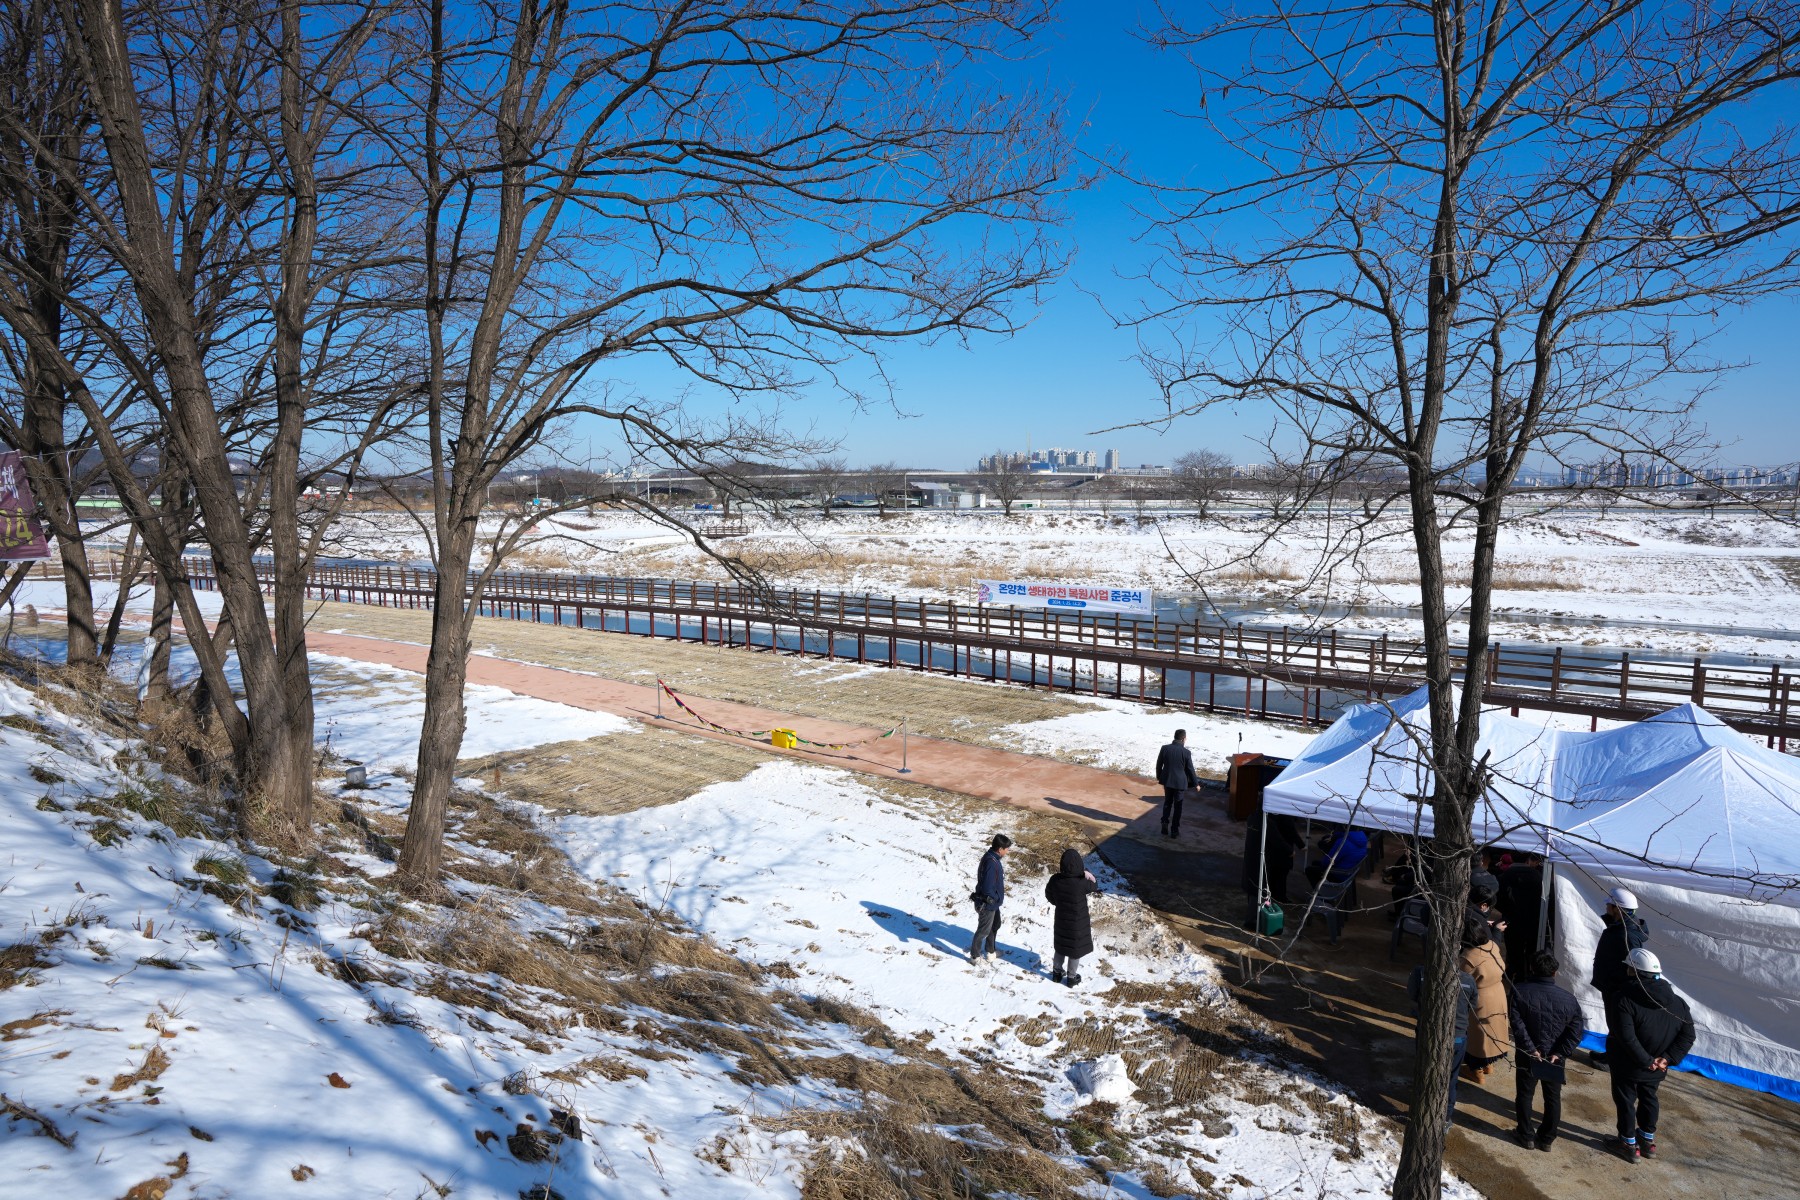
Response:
[164,558,1800,744]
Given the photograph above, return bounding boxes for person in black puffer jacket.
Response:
[1591,886,1650,1063]
[1608,948,1697,1163]
[1044,848,1099,986]
[1508,950,1586,1151]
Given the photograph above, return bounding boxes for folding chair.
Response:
[1389,895,1432,961]
[1306,878,1352,944]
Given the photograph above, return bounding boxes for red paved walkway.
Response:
[306,631,1165,834]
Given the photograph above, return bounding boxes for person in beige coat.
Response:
[1459,911,1511,1080]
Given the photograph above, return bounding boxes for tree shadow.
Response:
[858,900,1042,969]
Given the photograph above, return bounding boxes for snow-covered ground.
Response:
[0,671,843,1200]
[997,697,1322,776]
[304,505,1800,660]
[309,653,636,771]
[993,692,1627,778]
[2,643,1482,1199]
[557,759,1476,1199]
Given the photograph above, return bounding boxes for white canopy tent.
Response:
[1262,687,1800,1100]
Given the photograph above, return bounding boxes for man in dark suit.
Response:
[1154,730,1199,838]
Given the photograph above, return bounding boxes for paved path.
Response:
[306,631,1167,835]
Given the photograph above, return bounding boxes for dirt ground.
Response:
[305,599,1102,748]
[1100,785,1800,1200]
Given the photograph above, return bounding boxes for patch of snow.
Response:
[0,675,828,1200]
[998,697,1321,776]
[555,759,1478,1199]
[311,653,637,772]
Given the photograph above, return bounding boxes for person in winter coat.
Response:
[1043,848,1100,986]
[1304,827,1368,889]
[1458,912,1510,1080]
[1609,948,1697,1163]
[1590,886,1650,1062]
[1468,884,1508,943]
[1241,810,1305,926]
[1469,848,1500,900]
[1497,853,1547,978]
[1154,730,1200,838]
[967,834,1012,962]
[1508,950,1586,1152]
[1408,955,1480,1131]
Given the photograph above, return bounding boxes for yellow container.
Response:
[770,728,799,750]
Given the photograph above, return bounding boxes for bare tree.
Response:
[0,0,110,667]
[978,449,1028,517]
[864,461,911,519]
[1137,5,1800,1195]
[1170,448,1232,518]
[807,456,849,518]
[1124,476,1154,522]
[3,0,415,833]
[387,0,1065,889]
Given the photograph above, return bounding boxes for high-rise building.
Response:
[1102,448,1120,471]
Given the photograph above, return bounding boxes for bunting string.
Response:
[655,678,899,750]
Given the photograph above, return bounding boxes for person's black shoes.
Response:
[1614,1138,1640,1163]
[1512,1127,1535,1149]
[1535,1137,1554,1152]
[1640,1138,1657,1160]
[1051,969,1063,984]
[1064,973,1080,987]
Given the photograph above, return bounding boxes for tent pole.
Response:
[1536,861,1554,953]
[1255,807,1271,931]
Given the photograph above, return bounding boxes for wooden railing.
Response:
[139,556,1800,744]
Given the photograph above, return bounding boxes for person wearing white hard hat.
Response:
[1588,886,1649,1066]
[1607,946,1696,1163]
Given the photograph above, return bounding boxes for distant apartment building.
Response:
[977,446,1100,473]
[1102,448,1121,471]
[1560,461,1793,489]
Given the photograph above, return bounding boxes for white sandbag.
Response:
[1068,1053,1135,1104]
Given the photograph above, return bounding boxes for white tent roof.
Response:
[1263,688,1800,900]
[1260,686,1559,849]
[1551,705,1800,897]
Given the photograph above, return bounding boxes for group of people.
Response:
[966,833,1100,986]
[1413,866,1698,1164]
[970,756,1705,1167]
[1241,813,1701,1163]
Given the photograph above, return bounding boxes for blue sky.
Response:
[572,1,1800,473]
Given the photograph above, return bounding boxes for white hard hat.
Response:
[1608,887,1639,910]
[1626,947,1662,975]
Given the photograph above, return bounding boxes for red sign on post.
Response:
[0,450,53,561]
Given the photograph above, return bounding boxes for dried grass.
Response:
[110,1044,171,1091]
[307,599,1097,748]
[781,1093,1092,1200]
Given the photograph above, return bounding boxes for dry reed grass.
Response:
[458,731,773,817]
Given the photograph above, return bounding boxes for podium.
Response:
[1226,753,1289,821]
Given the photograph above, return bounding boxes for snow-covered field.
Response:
[557,759,1474,1199]
[309,505,1800,659]
[1,672,828,1200]
[2,643,1481,1199]
[997,697,1322,776]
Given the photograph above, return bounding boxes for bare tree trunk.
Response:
[264,0,321,829]
[70,0,307,829]
[147,556,173,700]
[21,428,96,665]
[398,518,475,888]
[96,521,139,660]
